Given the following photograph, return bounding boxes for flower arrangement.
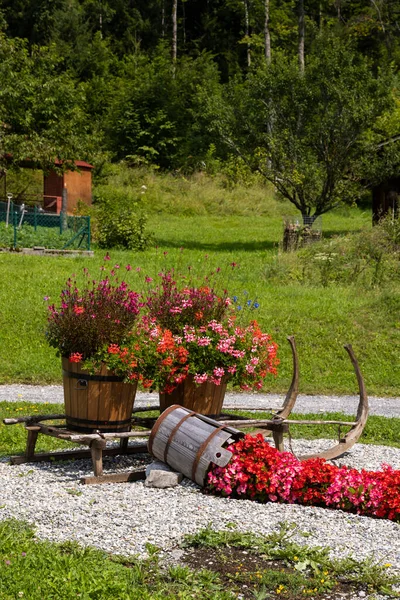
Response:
[83,266,278,394]
[45,264,141,360]
[206,434,400,522]
[144,269,231,333]
[92,313,278,393]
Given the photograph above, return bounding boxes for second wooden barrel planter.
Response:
[148,404,243,486]
[159,375,228,416]
[62,358,137,433]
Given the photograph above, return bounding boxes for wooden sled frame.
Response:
[2,337,369,483]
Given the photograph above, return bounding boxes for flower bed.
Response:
[206,434,400,522]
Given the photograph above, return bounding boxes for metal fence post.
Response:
[60,185,68,233]
[13,211,17,248]
[34,205,38,231]
[87,216,91,250]
[6,194,13,228]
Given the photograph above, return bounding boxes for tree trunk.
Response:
[264,0,271,63]
[244,0,251,67]
[161,0,165,37]
[172,0,178,72]
[182,0,186,46]
[298,0,305,73]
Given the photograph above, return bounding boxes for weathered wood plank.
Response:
[80,470,146,485]
[67,430,151,443]
[9,443,149,465]
[3,414,65,425]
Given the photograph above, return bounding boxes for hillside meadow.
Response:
[1,174,398,397]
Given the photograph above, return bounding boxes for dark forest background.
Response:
[1,1,400,220]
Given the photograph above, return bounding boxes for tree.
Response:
[0,35,90,173]
[205,36,395,222]
[105,48,222,170]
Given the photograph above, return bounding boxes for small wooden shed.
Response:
[43,160,94,214]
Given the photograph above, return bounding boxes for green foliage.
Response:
[262,215,400,288]
[105,49,222,170]
[93,188,153,251]
[0,222,85,250]
[206,35,395,221]
[0,519,235,599]
[94,163,279,217]
[0,35,90,172]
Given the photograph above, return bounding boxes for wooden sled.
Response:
[3,338,368,483]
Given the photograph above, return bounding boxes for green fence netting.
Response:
[0,201,91,250]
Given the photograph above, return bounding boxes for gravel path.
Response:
[1,384,399,417]
[0,384,399,590]
[0,441,399,572]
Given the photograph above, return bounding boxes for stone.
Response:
[144,460,183,488]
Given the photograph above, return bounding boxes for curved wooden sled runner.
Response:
[295,344,369,460]
[219,341,369,462]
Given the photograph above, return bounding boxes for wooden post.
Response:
[119,437,129,452]
[90,438,107,477]
[25,426,40,459]
[272,429,285,452]
[61,184,68,232]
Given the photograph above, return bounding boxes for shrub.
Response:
[93,187,153,250]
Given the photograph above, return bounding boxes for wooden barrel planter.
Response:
[148,405,243,486]
[159,375,228,416]
[62,358,137,433]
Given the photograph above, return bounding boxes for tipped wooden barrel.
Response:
[148,405,243,486]
[159,375,228,416]
[62,358,137,433]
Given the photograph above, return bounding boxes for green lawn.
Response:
[1,204,398,395]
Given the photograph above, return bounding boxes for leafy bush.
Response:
[262,216,400,288]
[93,187,153,250]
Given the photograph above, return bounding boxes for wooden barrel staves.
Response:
[148,405,244,486]
[159,375,228,416]
[62,358,137,433]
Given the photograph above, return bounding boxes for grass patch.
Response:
[0,222,87,250]
[0,520,232,599]
[182,523,400,598]
[0,402,75,457]
[2,244,400,395]
[0,519,397,599]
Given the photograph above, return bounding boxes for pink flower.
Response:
[213,367,225,378]
[197,336,212,347]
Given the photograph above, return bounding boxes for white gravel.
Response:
[0,440,399,572]
[0,384,400,589]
